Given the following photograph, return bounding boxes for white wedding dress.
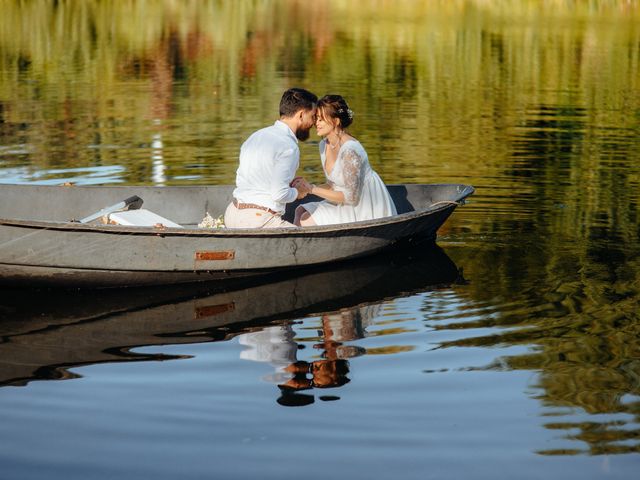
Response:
[300,139,397,225]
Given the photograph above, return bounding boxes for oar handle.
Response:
[122,195,144,210]
[77,195,143,223]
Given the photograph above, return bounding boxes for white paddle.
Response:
[77,195,143,223]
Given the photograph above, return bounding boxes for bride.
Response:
[293,95,397,226]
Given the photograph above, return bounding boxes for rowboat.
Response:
[0,245,459,387]
[0,183,473,288]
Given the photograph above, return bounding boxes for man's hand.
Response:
[292,176,313,199]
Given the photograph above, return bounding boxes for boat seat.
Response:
[105,209,183,228]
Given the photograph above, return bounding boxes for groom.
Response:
[224,88,317,228]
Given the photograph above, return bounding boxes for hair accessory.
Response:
[338,108,354,119]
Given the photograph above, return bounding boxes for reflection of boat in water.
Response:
[0,245,460,388]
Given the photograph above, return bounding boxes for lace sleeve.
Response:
[341,146,366,205]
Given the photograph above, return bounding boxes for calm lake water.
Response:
[1,1,639,478]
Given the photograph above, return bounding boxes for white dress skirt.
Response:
[300,139,397,225]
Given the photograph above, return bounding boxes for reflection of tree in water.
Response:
[430,83,640,456]
[238,305,377,407]
[434,243,640,455]
[1,0,638,186]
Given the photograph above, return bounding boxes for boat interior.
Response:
[0,184,473,228]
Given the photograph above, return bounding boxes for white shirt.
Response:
[233,120,299,213]
[238,325,298,384]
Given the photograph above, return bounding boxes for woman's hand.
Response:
[291,176,314,198]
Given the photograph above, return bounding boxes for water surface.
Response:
[0,1,639,478]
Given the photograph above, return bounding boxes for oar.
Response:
[77,195,143,223]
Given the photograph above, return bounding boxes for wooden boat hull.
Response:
[0,183,473,287]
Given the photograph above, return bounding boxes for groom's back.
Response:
[233,120,300,212]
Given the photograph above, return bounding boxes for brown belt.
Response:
[233,198,278,215]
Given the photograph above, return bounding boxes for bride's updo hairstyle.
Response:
[318,94,354,129]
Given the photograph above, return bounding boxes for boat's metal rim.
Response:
[0,183,474,236]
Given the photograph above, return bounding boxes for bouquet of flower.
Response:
[198,212,225,229]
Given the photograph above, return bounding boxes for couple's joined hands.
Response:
[291,176,314,199]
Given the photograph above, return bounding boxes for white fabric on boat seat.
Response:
[106,209,183,228]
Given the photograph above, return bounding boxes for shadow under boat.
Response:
[0,244,462,388]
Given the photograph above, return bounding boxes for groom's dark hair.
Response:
[279,88,317,117]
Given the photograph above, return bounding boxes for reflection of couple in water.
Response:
[224,88,396,228]
[238,305,378,406]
